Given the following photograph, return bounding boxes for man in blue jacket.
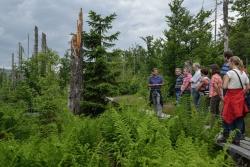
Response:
[148,68,164,118]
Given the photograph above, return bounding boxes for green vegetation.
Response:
[0,94,234,166]
[1,0,250,166]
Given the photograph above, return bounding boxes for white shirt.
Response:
[191,69,201,88]
[226,69,249,89]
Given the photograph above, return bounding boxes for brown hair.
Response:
[229,56,244,70]
[224,51,233,59]
[210,64,220,75]
[183,67,191,73]
[152,68,158,72]
[201,68,209,76]
[175,68,182,72]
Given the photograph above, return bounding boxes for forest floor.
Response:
[112,95,250,137]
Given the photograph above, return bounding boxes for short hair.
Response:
[193,62,200,69]
[183,67,191,73]
[152,68,158,72]
[210,64,220,75]
[175,68,182,71]
[201,68,209,75]
[224,51,233,59]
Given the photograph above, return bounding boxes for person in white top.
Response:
[225,69,249,89]
[191,63,201,109]
[218,56,250,145]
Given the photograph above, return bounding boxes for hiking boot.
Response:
[216,133,227,143]
[241,133,245,140]
[232,140,240,146]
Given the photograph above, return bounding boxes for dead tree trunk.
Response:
[41,32,47,53]
[214,0,218,42]
[17,42,23,80]
[11,53,16,88]
[223,0,229,51]
[69,8,83,114]
[18,42,23,69]
[33,26,38,57]
[27,33,30,58]
[41,32,47,76]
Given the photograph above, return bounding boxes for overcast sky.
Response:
[0,0,222,68]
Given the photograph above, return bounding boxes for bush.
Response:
[0,98,233,166]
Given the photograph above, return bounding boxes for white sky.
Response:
[0,0,224,68]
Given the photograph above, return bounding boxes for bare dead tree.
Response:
[68,8,84,114]
[215,0,218,42]
[17,42,24,80]
[27,33,30,58]
[33,26,38,57]
[223,0,229,51]
[40,32,47,76]
[18,42,23,69]
[41,32,47,53]
[11,53,16,88]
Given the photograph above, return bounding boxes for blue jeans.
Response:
[223,117,244,140]
[151,90,163,117]
[191,88,200,109]
[175,88,181,104]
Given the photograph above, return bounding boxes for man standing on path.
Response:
[191,63,201,110]
[148,68,165,118]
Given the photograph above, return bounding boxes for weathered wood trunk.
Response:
[223,0,229,51]
[41,32,47,53]
[17,42,23,80]
[41,33,47,76]
[27,33,30,58]
[68,8,83,114]
[214,0,218,42]
[11,53,15,87]
[33,26,38,57]
[11,53,15,88]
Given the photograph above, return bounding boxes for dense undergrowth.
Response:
[0,95,234,167]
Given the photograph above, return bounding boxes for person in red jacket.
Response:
[218,56,249,145]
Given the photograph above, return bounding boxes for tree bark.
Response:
[215,0,218,42]
[41,33,47,76]
[33,26,38,57]
[41,32,47,53]
[11,53,16,88]
[223,0,229,51]
[18,42,23,80]
[69,8,84,114]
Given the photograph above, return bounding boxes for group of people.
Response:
[148,51,249,145]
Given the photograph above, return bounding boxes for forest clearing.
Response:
[1,0,250,166]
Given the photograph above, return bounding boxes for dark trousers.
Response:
[223,117,244,141]
[210,95,221,116]
[175,88,181,104]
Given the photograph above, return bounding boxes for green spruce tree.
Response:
[230,0,250,62]
[81,11,120,115]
